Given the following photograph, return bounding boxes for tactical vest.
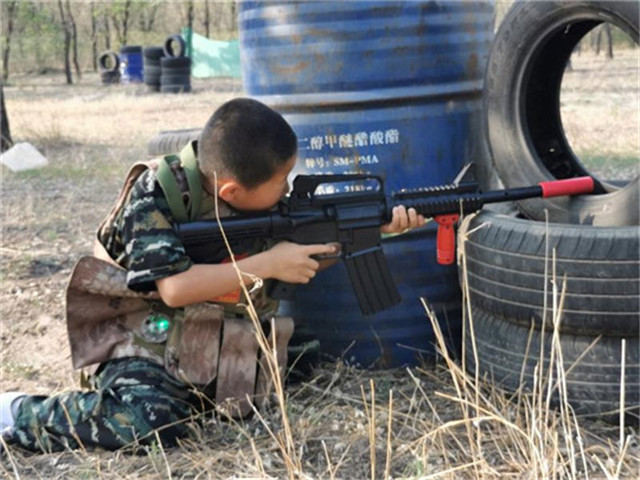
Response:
[65,141,292,417]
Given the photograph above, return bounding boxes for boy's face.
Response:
[213,156,296,211]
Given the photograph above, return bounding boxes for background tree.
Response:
[111,0,133,46]
[90,2,98,71]
[57,0,73,84]
[1,1,19,81]
[0,79,12,152]
[594,24,614,59]
[138,0,160,33]
[103,10,112,50]
[203,0,210,38]
[65,0,81,79]
[181,0,195,35]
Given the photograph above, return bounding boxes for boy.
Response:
[0,98,424,453]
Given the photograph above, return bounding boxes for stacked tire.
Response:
[465,0,639,424]
[143,46,164,92]
[160,34,191,94]
[98,51,120,85]
[461,210,639,423]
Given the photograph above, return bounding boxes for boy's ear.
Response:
[217,180,242,203]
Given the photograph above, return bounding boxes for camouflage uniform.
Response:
[9,358,203,452]
[5,143,291,453]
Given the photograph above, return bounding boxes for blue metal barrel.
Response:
[239,1,494,367]
[119,45,144,84]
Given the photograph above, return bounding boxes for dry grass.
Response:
[1,59,639,478]
[2,236,638,478]
[561,49,639,182]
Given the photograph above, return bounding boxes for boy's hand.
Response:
[381,206,426,234]
[266,241,337,284]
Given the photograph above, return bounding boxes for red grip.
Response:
[539,176,594,198]
[435,214,459,265]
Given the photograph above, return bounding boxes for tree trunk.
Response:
[139,3,159,32]
[112,0,132,46]
[57,0,73,84]
[1,1,18,82]
[204,0,210,38]
[186,1,194,34]
[593,26,602,56]
[604,23,613,59]
[229,2,237,35]
[0,79,13,152]
[90,2,98,71]
[66,0,81,79]
[104,13,111,50]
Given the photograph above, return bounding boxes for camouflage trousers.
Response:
[5,357,208,453]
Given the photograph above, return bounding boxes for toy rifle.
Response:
[176,164,594,315]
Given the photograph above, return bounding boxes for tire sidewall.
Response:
[485,1,639,226]
[99,51,120,73]
[163,34,186,58]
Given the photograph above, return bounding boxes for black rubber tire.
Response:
[465,306,639,423]
[144,65,161,76]
[100,70,120,85]
[144,76,160,87]
[147,128,202,156]
[164,34,186,58]
[143,46,165,61]
[160,74,191,86]
[144,63,161,86]
[460,209,639,335]
[161,56,191,69]
[484,1,639,226]
[160,67,191,77]
[98,51,120,73]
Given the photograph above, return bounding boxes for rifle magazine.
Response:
[344,247,401,315]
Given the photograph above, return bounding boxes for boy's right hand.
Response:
[265,241,337,284]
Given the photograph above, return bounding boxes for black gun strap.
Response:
[344,247,401,315]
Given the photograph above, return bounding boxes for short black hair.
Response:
[198,98,297,189]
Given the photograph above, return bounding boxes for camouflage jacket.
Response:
[65,142,281,390]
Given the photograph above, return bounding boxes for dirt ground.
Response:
[1,50,638,478]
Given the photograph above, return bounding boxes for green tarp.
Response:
[182,27,241,78]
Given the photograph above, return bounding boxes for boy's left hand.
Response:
[381,206,427,234]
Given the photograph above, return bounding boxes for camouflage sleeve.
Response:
[120,169,193,292]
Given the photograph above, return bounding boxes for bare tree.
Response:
[603,24,614,59]
[90,2,98,71]
[592,24,614,59]
[182,0,195,34]
[105,15,112,50]
[229,1,237,34]
[111,0,133,46]
[138,1,160,32]
[203,0,211,38]
[1,1,18,81]
[1,79,12,152]
[65,0,81,79]
[57,0,73,84]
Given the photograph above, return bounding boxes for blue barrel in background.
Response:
[119,45,144,84]
[239,1,495,367]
